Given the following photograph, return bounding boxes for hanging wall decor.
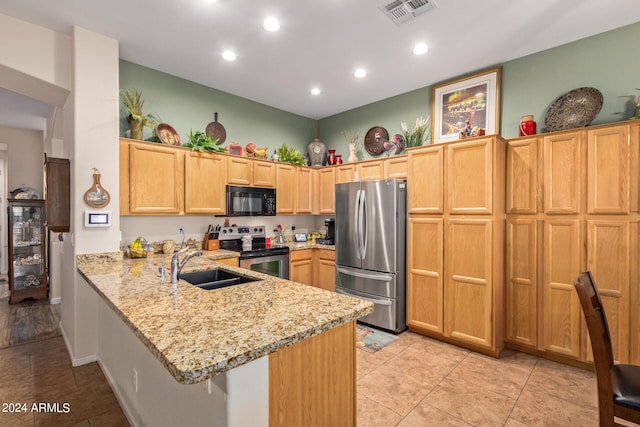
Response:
[83,168,111,208]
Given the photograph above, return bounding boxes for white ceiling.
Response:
[1,0,640,131]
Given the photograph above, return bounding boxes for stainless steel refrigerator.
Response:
[335,179,407,333]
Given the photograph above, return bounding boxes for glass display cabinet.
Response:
[8,199,47,304]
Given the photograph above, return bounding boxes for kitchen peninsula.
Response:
[76,250,372,427]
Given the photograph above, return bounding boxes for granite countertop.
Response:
[76,250,371,385]
[284,242,335,251]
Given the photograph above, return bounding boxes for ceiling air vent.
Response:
[379,0,436,25]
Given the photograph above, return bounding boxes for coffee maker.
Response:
[317,218,335,245]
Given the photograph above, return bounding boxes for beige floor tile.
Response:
[524,358,598,409]
[425,376,516,426]
[358,364,435,416]
[504,418,530,427]
[384,338,467,385]
[357,346,398,379]
[509,387,598,427]
[357,394,403,427]
[447,351,536,399]
[398,401,472,426]
[379,331,426,355]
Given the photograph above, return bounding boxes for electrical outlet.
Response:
[132,368,138,392]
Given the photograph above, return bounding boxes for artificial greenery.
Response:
[276,144,306,166]
[401,116,431,147]
[183,130,225,153]
[121,88,159,127]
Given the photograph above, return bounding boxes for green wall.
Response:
[121,21,640,162]
[320,21,640,160]
[119,61,316,154]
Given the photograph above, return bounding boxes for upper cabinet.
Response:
[357,160,384,181]
[314,168,335,214]
[184,151,227,215]
[227,157,276,187]
[276,163,296,214]
[121,139,184,215]
[407,146,444,214]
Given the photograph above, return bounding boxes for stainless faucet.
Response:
[170,246,202,284]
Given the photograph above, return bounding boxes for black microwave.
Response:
[224,185,276,216]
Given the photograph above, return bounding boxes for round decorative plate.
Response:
[364,126,389,156]
[156,123,181,146]
[544,87,603,132]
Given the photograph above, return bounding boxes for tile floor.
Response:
[356,330,634,427]
[0,306,631,426]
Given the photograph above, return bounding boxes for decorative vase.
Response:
[327,149,336,165]
[347,142,358,163]
[519,115,537,136]
[129,117,143,140]
[308,138,327,167]
[335,154,343,164]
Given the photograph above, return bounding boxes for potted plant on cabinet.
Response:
[121,88,159,140]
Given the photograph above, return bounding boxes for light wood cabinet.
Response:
[122,139,184,215]
[290,248,336,291]
[335,164,355,183]
[406,136,505,357]
[290,249,314,286]
[505,121,640,365]
[357,160,384,181]
[269,321,356,427]
[296,167,313,214]
[184,151,227,214]
[314,168,335,214]
[276,164,296,214]
[384,156,407,179]
[227,157,276,187]
[314,249,336,292]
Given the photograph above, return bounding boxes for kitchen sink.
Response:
[179,268,258,290]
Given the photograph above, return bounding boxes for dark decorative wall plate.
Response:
[544,87,603,132]
[364,126,389,156]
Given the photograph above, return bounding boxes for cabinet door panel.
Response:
[543,132,582,214]
[315,249,336,292]
[447,138,493,215]
[587,126,629,214]
[384,157,407,179]
[407,146,443,214]
[506,139,538,214]
[407,218,444,333]
[227,157,252,185]
[253,160,276,187]
[335,164,355,183]
[129,143,183,214]
[296,168,313,214]
[444,219,493,347]
[290,249,314,286]
[276,164,296,214]
[542,219,581,358]
[357,161,384,181]
[317,168,335,214]
[587,220,629,363]
[505,218,537,347]
[184,152,226,214]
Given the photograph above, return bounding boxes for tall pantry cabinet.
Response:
[505,121,640,365]
[406,136,506,357]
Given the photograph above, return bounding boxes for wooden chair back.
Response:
[574,271,615,425]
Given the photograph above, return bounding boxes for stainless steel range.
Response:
[218,225,290,279]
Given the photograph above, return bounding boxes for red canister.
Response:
[519,115,537,136]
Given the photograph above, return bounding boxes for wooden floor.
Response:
[0,277,129,426]
[0,278,61,349]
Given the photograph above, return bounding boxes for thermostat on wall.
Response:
[84,210,112,227]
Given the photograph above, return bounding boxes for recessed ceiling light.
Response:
[413,43,428,55]
[263,17,280,32]
[354,69,367,78]
[222,50,236,61]
[310,88,321,96]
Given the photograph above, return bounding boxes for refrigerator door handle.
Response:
[336,288,393,306]
[337,266,393,282]
[354,189,362,259]
[360,189,367,260]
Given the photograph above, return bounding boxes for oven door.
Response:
[240,254,290,279]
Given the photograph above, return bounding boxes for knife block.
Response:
[202,233,220,251]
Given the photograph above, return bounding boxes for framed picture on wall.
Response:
[431,67,501,144]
